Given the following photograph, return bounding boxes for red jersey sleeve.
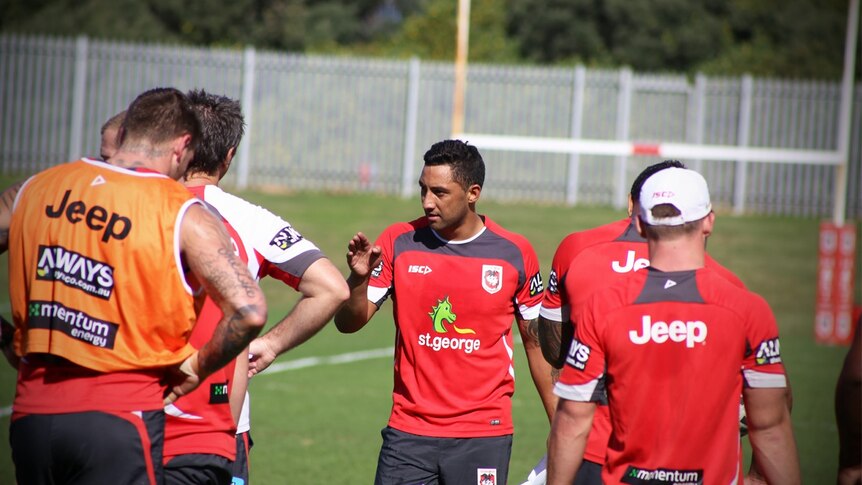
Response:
[367,221,414,306]
[540,233,579,323]
[554,295,607,402]
[514,237,544,320]
[741,293,787,388]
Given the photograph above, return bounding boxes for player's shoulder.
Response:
[198,185,276,218]
[557,218,633,254]
[381,217,428,239]
[703,253,746,289]
[579,270,645,319]
[697,268,768,314]
[483,216,536,252]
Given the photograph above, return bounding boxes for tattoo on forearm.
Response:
[525,318,540,344]
[538,317,573,369]
[198,304,263,375]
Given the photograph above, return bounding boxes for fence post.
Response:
[401,57,421,198]
[67,35,88,162]
[565,65,586,206]
[733,75,753,215]
[689,73,707,173]
[236,46,256,190]
[614,68,633,209]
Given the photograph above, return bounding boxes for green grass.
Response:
[0,187,858,483]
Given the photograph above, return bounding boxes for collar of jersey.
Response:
[430,225,486,245]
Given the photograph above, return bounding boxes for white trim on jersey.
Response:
[175,198,204,295]
[81,158,171,178]
[518,301,541,321]
[538,305,563,322]
[429,225,487,244]
[553,379,600,402]
[743,369,787,388]
[367,285,390,304]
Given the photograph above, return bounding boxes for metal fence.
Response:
[1,34,860,219]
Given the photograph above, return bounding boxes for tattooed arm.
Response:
[165,203,267,404]
[538,315,573,370]
[518,316,558,423]
[0,181,25,254]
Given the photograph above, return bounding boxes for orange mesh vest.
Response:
[8,159,199,372]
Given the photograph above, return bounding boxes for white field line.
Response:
[0,346,396,418]
[0,335,528,418]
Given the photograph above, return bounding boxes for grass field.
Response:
[0,187,858,483]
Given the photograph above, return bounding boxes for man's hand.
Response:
[346,232,381,277]
[247,337,278,377]
[0,316,19,369]
[164,352,202,405]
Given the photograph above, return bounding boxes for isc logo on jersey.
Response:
[408,265,432,274]
[755,337,782,365]
[36,245,114,300]
[566,338,591,370]
[629,315,707,348]
[611,250,649,274]
[269,225,303,250]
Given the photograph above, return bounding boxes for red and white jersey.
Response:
[369,216,544,438]
[165,184,324,459]
[555,267,787,484]
[164,206,250,461]
[194,184,323,433]
[540,218,744,463]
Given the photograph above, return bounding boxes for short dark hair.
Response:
[423,139,485,189]
[642,204,707,240]
[121,88,200,150]
[100,110,126,135]
[630,160,686,201]
[185,89,246,176]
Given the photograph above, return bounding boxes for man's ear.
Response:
[635,215,646,238]
[221,146,237,174]
[467,184,482,204]
[702,211,716,238]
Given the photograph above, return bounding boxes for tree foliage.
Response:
[0,0,854,79]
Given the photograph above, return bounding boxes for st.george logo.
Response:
[429,297,474,334]
[482,265,503,294]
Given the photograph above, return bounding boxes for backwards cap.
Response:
[638,167,712,226]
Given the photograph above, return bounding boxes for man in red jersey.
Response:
[335,139,556,485]
[532,160,745,485]
[0,87,267,485]
[547,167,800,484]
[164,89,349,485]
[836,316,861,485]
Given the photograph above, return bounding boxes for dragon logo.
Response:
[429,297,475,334]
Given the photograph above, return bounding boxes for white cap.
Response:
[638,167,712,226]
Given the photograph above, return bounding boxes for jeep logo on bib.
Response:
[45,190,131,243]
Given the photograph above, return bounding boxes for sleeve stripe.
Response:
[518,303,541,320]
[539,306,563,321]
[367,285,390,306]
[554,380,599,401]
[743,369,787,388]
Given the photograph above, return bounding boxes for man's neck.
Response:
[109,146,170,175]
[182,171,219,188]
[647,236,706,272]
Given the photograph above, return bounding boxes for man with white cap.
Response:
[546,167,800,484]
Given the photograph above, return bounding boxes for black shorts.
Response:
[374,426,512,485]
[164,453,232,485]
[230,431,253,484]
[10,410,165,485]
[574,459,602,485]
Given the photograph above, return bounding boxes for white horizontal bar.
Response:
[457,133,844,166]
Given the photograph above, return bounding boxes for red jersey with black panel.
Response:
[540,218,744,464]
[555,267,786,484]
[369,216,544,438]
